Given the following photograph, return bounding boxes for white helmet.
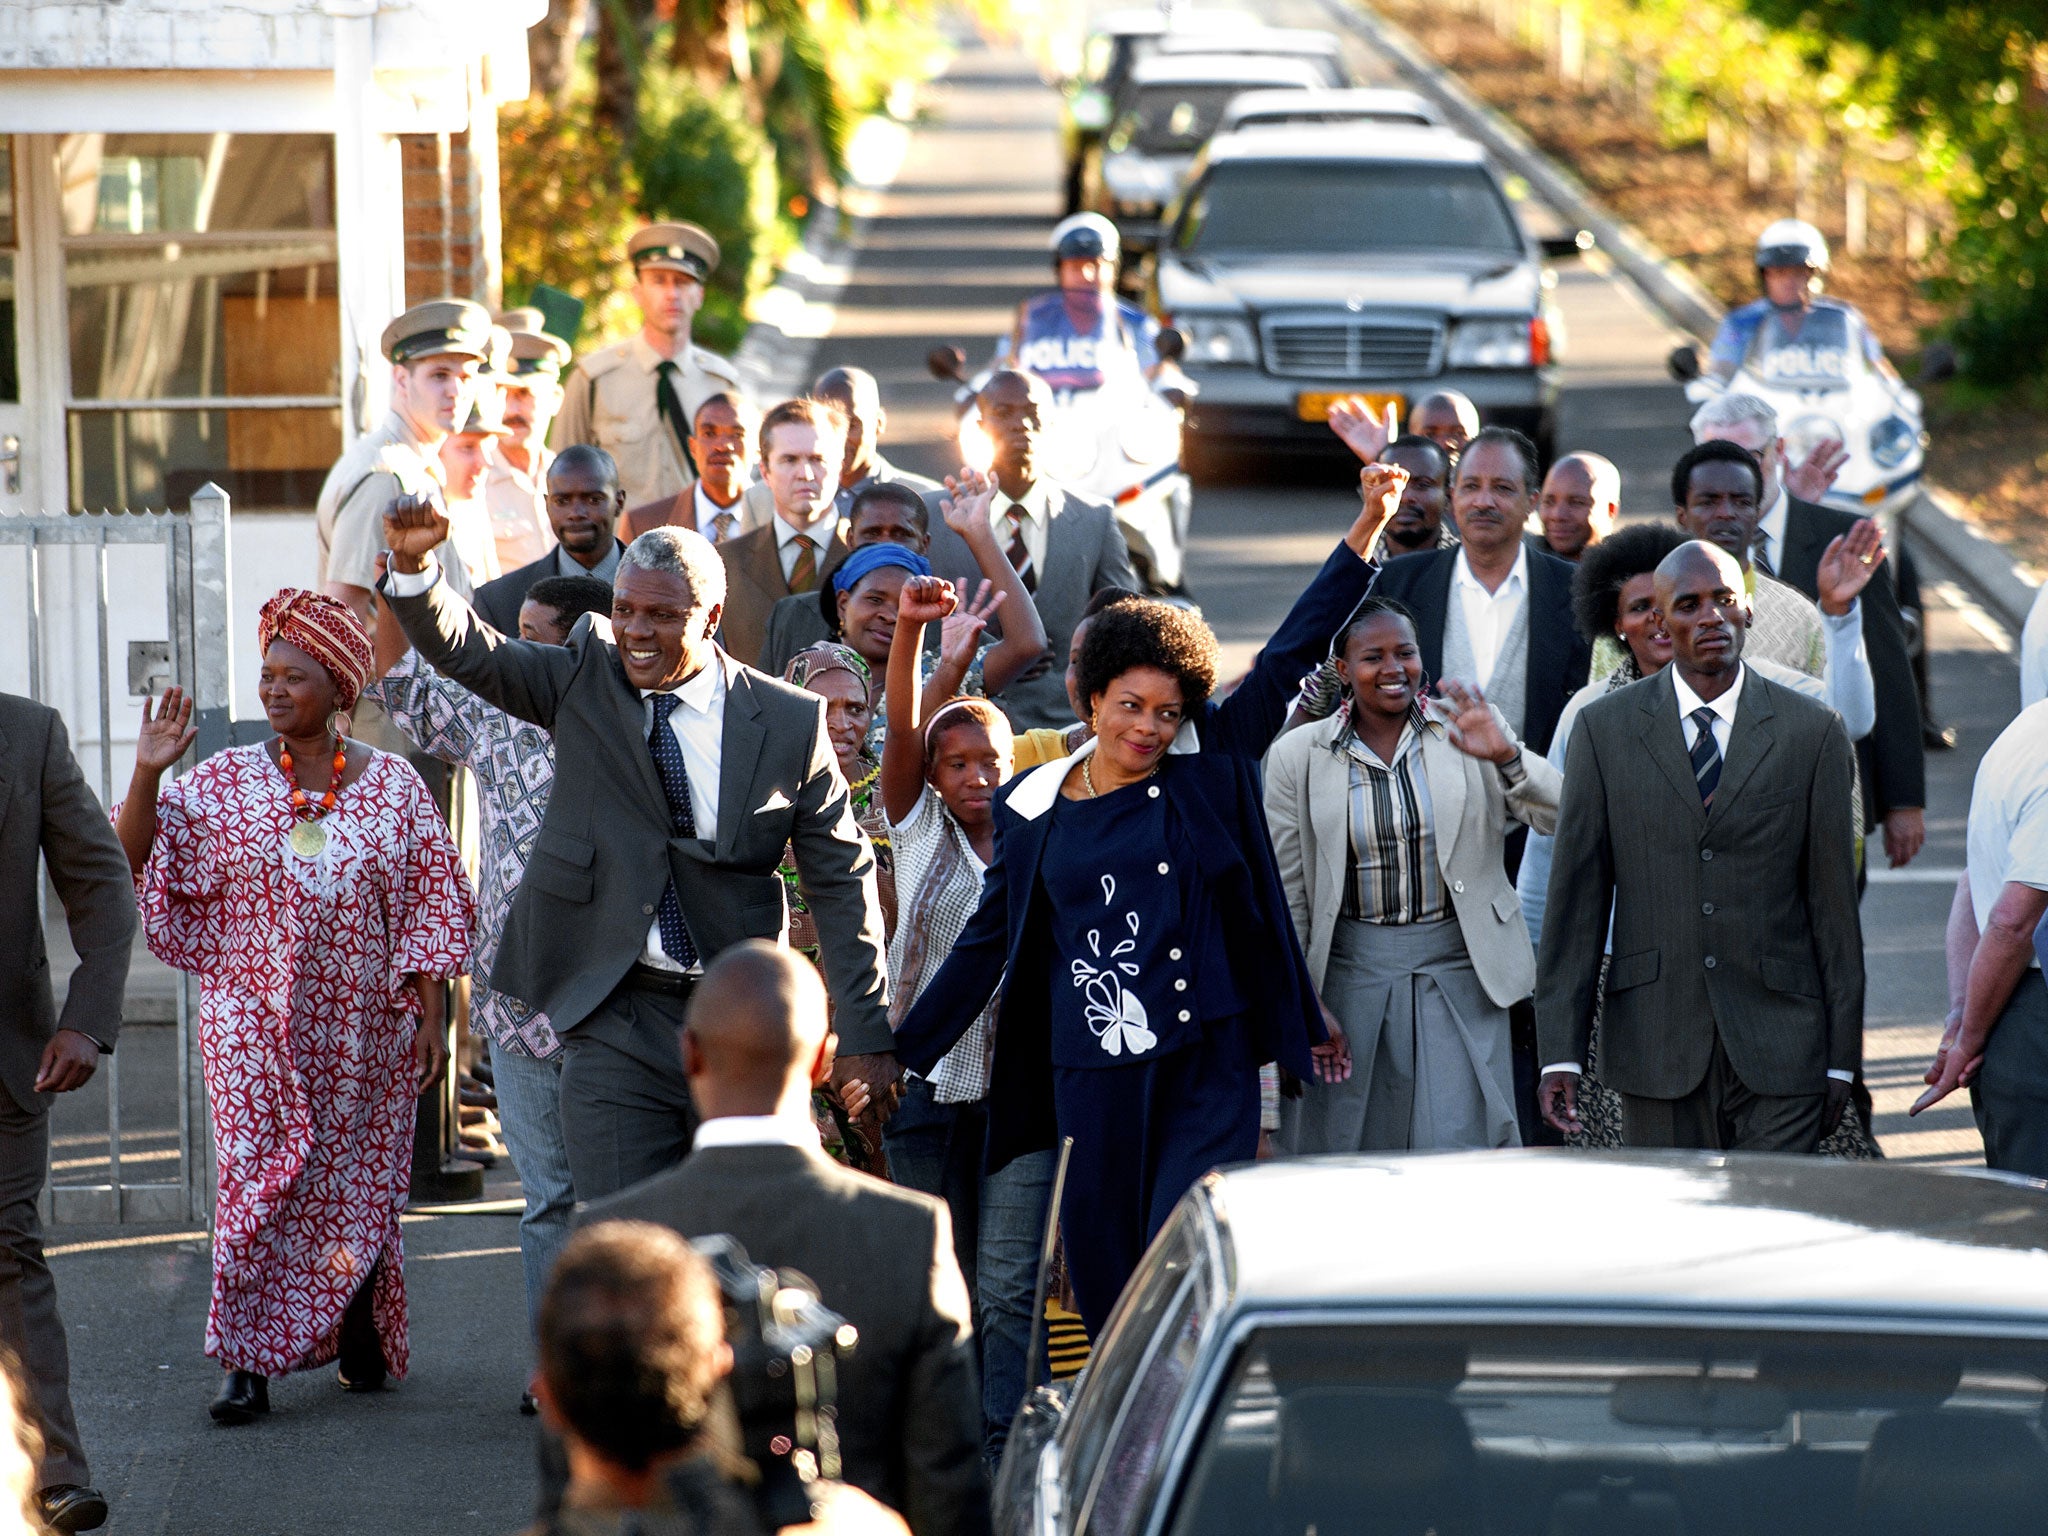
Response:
[1755,218,1830,273]
[1051,212,1120,264]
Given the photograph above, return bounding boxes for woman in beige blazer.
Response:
[1265,597,1561,1151]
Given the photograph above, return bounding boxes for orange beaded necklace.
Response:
[278,736,348,857]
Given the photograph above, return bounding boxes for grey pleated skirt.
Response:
[1280,915,1522,1153]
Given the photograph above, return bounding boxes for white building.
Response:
[0,0,542,775]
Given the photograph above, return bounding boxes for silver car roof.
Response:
[1126,53,1328,89]
[1219,87,1444,130]
[1200,124,1490,167]
[1197,1152,2048,1324]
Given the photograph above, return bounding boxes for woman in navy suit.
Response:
[893,505,1384,1332]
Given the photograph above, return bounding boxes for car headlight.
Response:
[1784,413,1845,471]
[1869,415,1917,471]
[1179,315,1256,365]
[1446,318,1534,369]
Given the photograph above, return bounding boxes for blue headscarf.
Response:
[830,542,931,595]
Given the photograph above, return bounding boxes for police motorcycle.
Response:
[928,214,1194,595]
[1668,219,1951,534]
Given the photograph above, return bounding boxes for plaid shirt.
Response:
[362,652,560,1058]
[887,784,999,1103]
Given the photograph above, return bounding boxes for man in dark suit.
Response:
[1690,393,1926,868]
[717,398,853,667]
[475,443,629,633]
[1368,426,1592,763]
[590,942,987,1536]
[1537,540,1863,1152]
[381,507,893,1201]
[0,693,134,1533]
[923,369,1138,730]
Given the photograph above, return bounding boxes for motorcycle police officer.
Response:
[550,221,743,508]
[1708,220,1893,387]
[1002,213,1176,391]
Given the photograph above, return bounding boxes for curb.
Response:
[1326,0,2040,634]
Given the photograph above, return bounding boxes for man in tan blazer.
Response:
[716,397,852,667]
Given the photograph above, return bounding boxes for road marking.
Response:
[1866,865,1966,884]
[1927,579,2015,654]
[411,1246,520,1263]
[47,1230,207,1258]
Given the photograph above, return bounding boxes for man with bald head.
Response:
[815,366,939,518]
[1535,538,1863,1154]
[1408,390,1481,458]
[588,942,988,1536]
[1533,451,1619,561]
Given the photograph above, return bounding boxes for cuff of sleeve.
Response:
[1826,1068,1856,1083]
[384,555,440,597]
[1541,1062,1583,1076]
[1820,600,1861,631]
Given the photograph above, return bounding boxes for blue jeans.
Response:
[489,1044,577,1343]
[884,1079,1055,1464]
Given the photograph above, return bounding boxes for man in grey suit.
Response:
[0,693,134,1533]
[590,942,988,1536]
[380,506,893,1201]
[924,369,1137,730]
[1536,540,1863,1152]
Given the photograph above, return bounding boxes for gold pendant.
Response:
[288,819,328,858]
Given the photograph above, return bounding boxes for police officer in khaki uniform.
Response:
[548,222,742,509]
[317,298,494,624]
[484,307,571,570]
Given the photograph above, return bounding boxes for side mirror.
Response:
[927,346,969,385]
[1667,344,1702,383]
[1154,326,1187,363]
[1539,230,1595,260]
[1917,343,1957,385]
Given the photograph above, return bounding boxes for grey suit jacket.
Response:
[587,1142,990,1536]
[0,694,133,1113]
[1536,665,1863,1100]
[1266,706,1560,1010]
[921,483,1138,729]
[717,521,852,670]
[384,575,893,1052]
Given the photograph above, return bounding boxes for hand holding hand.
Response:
[940,467,999,539]
[382,492,451,571]
[832,1051,902,1123]
[1437,679,1516,764]
[896,575,958,627]
[1328,396,1399,464]
[1786,438,1850,503]
[34,1030,99,1095]
[1815,518,1885,615]
[1539,1071,1583,1136]
[1312,1002,1352,1084]
[135,688,198,776]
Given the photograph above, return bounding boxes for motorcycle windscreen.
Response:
[1744,306,1857,391]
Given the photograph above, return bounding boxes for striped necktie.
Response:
[1689,705,1723,806]
[787,534,818,593]
[1006,504,1036,593]
[1752,541,1774,578]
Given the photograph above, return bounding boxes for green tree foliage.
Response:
[497,91,642,345]
[1740,0,2048,383]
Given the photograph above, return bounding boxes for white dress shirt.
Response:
[1546,662,1849,1082]
[2022,582,2048,711]
[696,481,743,543]
[1451,544,1528,689]
[693,1112,821,1151]
[990,483,1050,574]
[1966,701,2048,972]
[640,660,727,970]
[1754,488,1790,576]
[775,508,834,584]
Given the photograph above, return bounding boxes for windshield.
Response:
[1167,1322,2048,1536]
[1110,84,1289,155]
[1743,304,1861,392]
[1175,161,1522,256]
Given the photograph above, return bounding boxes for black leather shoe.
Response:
[1924,723,1959,751]
[337,1270,387,1392]
[37,1484,108,1532]
[208,1370,269,1425]
[519,1390,540,1416]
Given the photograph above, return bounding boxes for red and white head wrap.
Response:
[256,589,374,712]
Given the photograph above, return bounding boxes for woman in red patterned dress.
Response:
[114,591,474,1425]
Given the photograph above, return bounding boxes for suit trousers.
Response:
[1617,1031,1825,1154]
[558,979,698,1204]
[0,1093,88,1489]
[1971,970,2048,1179]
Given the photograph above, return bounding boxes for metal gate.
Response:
[0,485,237,1223]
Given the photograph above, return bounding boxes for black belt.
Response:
[627,963,699,996]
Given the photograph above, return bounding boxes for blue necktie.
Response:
[1689,706,1723,807]
[647,693,701,969]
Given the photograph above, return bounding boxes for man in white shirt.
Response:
[715,398,854,666]
[1911,701,2048,1174]
[1537,539,1863,1152]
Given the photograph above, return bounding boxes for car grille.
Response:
[1260,315,1444,380]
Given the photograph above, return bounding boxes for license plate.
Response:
[1296,390,1404,424]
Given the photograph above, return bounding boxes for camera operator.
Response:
[524,1219,910,1536]
[587,943,989,1536]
